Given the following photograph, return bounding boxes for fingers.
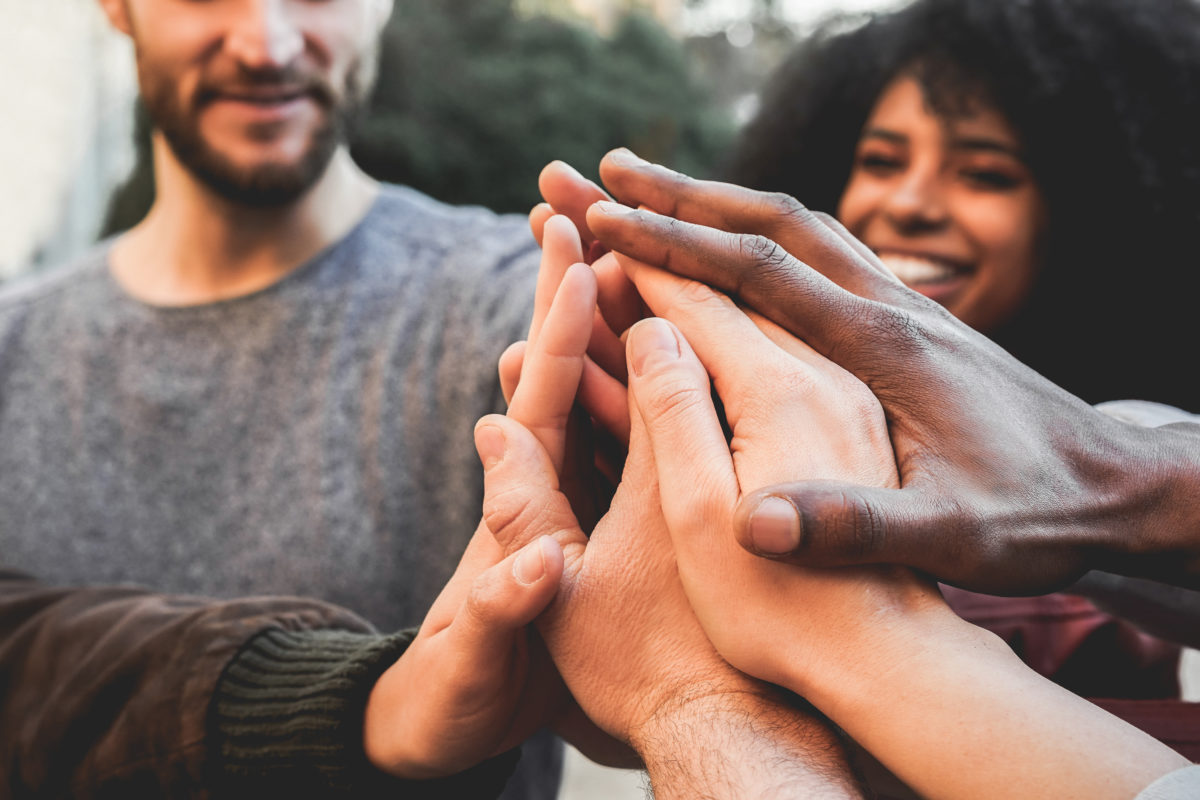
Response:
[748,478,1087,595]
[477,413,588,565]
[455,536,565,648]
[579,358,630,447]
[734,482,980,584]
[625,318,739,553]
[530,215,585,344]
[498,341,524,406]
[365,534,565,779]
[588,202,885,364]
[596,149,903,299]
[593,251,646,342]
[811,209,900,281]
[498,341,629,446]
[529,203,555,248]
[617,256,794,424]
[508,262,596,471]
[585,303,628,384]
[538,160,611,247]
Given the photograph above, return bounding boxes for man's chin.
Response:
[198,161,327,207]
[176,140,338,207]
[159,115,342,207]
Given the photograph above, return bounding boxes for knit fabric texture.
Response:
[212,628,520,798]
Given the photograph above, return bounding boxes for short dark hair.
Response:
[728,0,1200,408]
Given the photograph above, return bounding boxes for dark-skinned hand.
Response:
[557,149,1200,595]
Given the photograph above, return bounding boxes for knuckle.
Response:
[847,494,887,560]
[740,233,792,274]
[849,303,934,369]
[640,374,708,429]
[463,574,502,624]
[482,484,562,551]
[670,274,723,308]
[652,165,692,217]
[761,191,810,227]
[806,489,887,562]
[690,479,734,529]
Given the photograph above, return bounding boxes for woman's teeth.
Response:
[877,254,963,285]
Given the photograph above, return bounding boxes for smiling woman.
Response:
[836,74,1045,333]
[728,0,1200,410]
[723,0,1200,765]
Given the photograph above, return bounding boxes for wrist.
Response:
[774,568,959,702]
[1095,418,1200,585]
[630,688,862,800]
[799,602,998,723]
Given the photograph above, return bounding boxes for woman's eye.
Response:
[858,153,903,174]
[962,169,1021,190]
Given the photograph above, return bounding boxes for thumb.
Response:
[451,536,565,653]
[735,481,946,572]
[476,414,588,562]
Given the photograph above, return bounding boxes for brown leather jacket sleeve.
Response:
[0,568,374,798]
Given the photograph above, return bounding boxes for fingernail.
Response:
[514,537,548,585]
[475,424,506,471]
[749,497,802,554]
[607,148,645,166]
[594,200,633,217]
[552,159,583,178]
[629,318,679,377]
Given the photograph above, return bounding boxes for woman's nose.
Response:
[881,169,951,232]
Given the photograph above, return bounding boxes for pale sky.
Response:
[682,0,909,33]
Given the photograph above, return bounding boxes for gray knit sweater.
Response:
[0,184,558,798]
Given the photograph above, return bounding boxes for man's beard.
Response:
[140,59,369,208]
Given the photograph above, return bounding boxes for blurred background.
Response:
[0,0,906,282]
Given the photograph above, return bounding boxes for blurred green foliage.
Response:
[102,0,733,233]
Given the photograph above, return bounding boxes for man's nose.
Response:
[225,0,305,71]
[882,169,950,232]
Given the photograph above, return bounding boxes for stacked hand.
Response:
[531,150,1200,595]
[360,151,1194,798]
[361,212,862,799]
[362,216,628,778]
[519,154,1191,799]
[481,216,863,798]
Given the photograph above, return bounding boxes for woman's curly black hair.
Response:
[727,0,1200,408]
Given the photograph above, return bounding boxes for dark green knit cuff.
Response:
[211,627,520,798]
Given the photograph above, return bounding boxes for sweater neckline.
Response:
[98,189,391,317]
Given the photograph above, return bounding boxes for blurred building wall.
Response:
[0,0,136,281]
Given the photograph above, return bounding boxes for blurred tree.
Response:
[102,0,732,233]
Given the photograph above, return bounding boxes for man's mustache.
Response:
[194,67,337,110]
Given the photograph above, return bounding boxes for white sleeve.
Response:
[1134,765,1200,800]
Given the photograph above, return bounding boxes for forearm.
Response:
[800,614,1189,800]
[629,690,864,800]
[0,571,516,799]
[1116,420,1200,586]
[0,571,369,796]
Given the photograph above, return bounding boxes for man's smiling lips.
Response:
[874,250,975,303]
[204,85,317,123]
